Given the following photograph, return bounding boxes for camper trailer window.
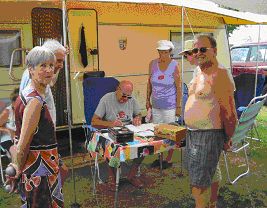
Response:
[170,32,213,59]
[0,30,22,67]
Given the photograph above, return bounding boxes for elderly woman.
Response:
[7,46,64,207]
[146,40,182,168]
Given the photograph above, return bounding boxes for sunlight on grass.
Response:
[256,106,267,144]
[257,106,267,124]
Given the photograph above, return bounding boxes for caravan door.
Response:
[67,9,99,126]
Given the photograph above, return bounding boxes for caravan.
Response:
[0,0,266,130]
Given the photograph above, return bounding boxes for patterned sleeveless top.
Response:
[150,59,177,109]
[14,85,59,175]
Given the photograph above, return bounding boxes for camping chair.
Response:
[0,134,12,184]
[82,73,119,138]
[82,75,119,190]
[234,73,265,140]
[0,143,7,184]
[234,73,265,118]
[223,93,267,184]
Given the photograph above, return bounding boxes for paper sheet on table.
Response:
[125,123,156,133]
[135,130,155,137]
[102,133,115,142]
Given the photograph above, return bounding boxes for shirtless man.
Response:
[184,34,237,208]
[180,39,225,207]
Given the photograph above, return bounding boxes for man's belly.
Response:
[184,96,222,129]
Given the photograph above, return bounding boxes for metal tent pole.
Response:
[254,24,261,99]
[178,5,185,178]
[62,0,81,207]
[181,5,185,122]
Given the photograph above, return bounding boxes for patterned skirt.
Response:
[20,144,64,208]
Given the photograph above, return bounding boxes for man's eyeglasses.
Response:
[192,47,213,54]
[119,87,132,99]
[121,94,132,99]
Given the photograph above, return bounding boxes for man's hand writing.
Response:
[133,116,141,126]
[112,119,123,127]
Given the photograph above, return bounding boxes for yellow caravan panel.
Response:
[68,10,98,73]
[1,0,264,128]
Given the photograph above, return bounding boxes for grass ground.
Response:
[0,107,266,208]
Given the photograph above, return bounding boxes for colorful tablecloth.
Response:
[86,132,181,168]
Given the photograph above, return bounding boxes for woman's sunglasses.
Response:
[183,50,193,58]
[192,47,213,54]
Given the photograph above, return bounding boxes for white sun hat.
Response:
[156,40,175,50]
[178,39,194,55]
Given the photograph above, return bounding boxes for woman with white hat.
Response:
[146,40,182,168]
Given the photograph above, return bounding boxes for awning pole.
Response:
[62,0,81,207]
[181,5,185,124]
[254,24,261,99]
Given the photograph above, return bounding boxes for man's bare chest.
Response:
[189,73,216,98]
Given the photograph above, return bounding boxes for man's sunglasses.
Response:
[122,94,132,99]
[192,47,213,54]
[119,87,132,99]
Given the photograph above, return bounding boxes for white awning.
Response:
[207,0,267,15]
[81,0,267,23]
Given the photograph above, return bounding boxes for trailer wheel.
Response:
[263,84,267,106]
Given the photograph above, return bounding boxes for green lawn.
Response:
[1,107,266,208]
[255,106,267,143]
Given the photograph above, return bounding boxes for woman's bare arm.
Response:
[14,98,42,172]
[146,61,153,110]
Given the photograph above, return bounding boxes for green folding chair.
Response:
[223,93,267,184]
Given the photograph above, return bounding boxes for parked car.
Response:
[230,42,267,105]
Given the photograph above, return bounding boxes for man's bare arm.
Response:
[91,114,123,128]
[91,114,113,128]
[215,69,237,140]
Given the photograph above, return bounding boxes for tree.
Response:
[227,24,239,36]
[218,5,239,36]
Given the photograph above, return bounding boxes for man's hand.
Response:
[224,139,232,151]
[112,119,123,127]
[133,116,141,126]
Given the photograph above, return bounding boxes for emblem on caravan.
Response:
[119,37,127,50]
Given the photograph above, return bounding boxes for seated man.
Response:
[91,80,144,188]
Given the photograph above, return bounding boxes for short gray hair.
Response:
[42,39,66,53]
[195,34,217,48]
[26,46,56,69]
